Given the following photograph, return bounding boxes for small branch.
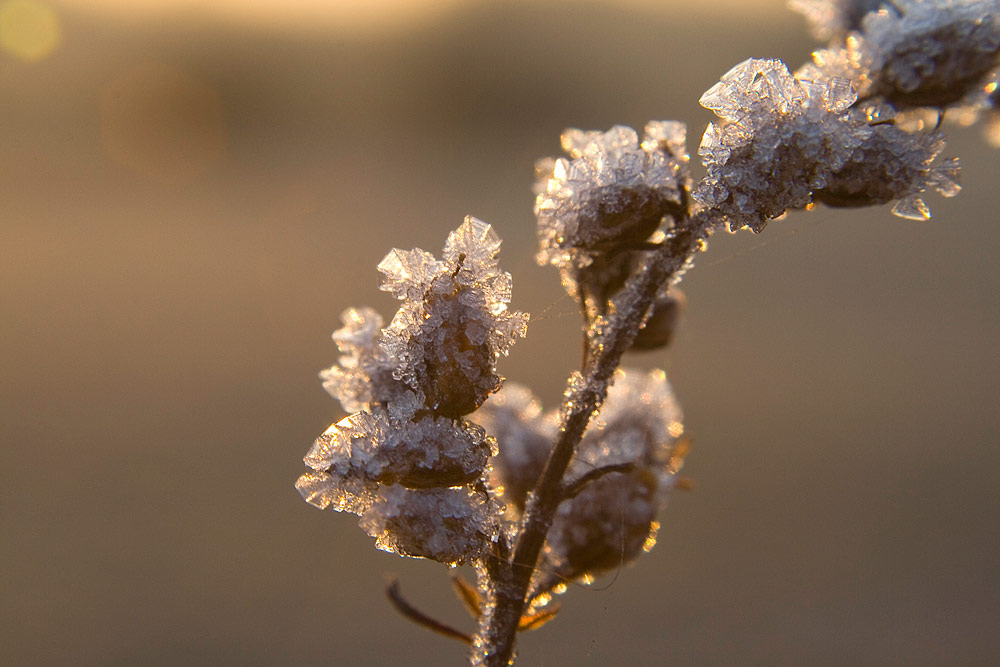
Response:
[385,579,472,645]
[561,462,636,500]
[472,209,719,666]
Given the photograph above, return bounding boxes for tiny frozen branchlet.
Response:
[696,58,960,230]
[296,216,527,565]
[295,2,998,663]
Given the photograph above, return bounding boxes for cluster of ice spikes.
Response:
[475,369,687,590]
[296,217,528,564]
[533,123,693,339]
[695,58,961,231]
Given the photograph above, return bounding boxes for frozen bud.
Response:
[475,383,557,514]
[535,122,691,271]
[696,58,959,230]
[358,484,501,564]
[319,307,416,415]
[544,468,661,581]
[789,0,886,41]
[379,416,494,489]
[631,288,685,351]
[541,369,687,584]
[297,409,493,499]
[378,217,528,418]
[811,120,961,218]
[806,1,1000,110]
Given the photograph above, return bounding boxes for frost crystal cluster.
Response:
[296,217,527,564]
[696,58,960,230]
[295,2,999,663]
[535,123,691,271]
[801,0,1000,109]
[478,369,687,589]
[534,123,692,333]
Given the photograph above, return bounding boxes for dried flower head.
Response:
[535,122,691,271]
[475,383,557,515]
[696,58,960,230]
[359,484,501,565]
[804,0,1000,109]
[379,217,529,418]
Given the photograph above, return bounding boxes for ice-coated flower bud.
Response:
[535,122,691,271]
[696,58,960,230]
[545,468,661,581]
[296,409,494,503]
[358,484,501,564]
[542,369,685,584]
[379,217,529,418]
[319,307,415,415]
[474,383,557,515]
[804,0,1000,110]
[631,288,685,351]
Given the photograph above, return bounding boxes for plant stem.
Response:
[472,210,716,666]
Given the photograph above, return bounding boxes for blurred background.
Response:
[2,0,998,664]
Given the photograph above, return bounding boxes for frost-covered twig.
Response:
[294,1,1000,664]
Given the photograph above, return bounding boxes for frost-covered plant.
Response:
[295,1,998,664]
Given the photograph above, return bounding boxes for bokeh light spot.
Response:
[0,0,61,62]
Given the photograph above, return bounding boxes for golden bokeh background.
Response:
[3,1,998,664]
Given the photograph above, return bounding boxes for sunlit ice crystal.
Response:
[805,0,1000,109]
[320,306,417,415]
[358,484,502,565]
[695,58,960,230]
[475,383,558,515]
[379,216,528,418]
[535,122,691,271]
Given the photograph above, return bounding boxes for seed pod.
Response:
[631,288,685,351]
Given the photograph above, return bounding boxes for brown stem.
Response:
[386,579,472,644]
[471,210,715,666]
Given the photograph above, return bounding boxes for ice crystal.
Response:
[380,217,529,418]
[535,122,691,271]
[804,0,1000,109]
[320,307,416,415]
[297,217,525,564]
[696,58,960,231]
[359,484,501,565]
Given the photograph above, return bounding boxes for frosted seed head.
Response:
[380,216,528,418]
[378,416,493,489]
[696,58,960,228]
[631,288,686,351]
[543,467,660,582]
[320,307,414,415]
[541,369,687,585]
[358,484,501,565]
[475,383,557,514]
[536,122,691,271]
[863,0,1000,109]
